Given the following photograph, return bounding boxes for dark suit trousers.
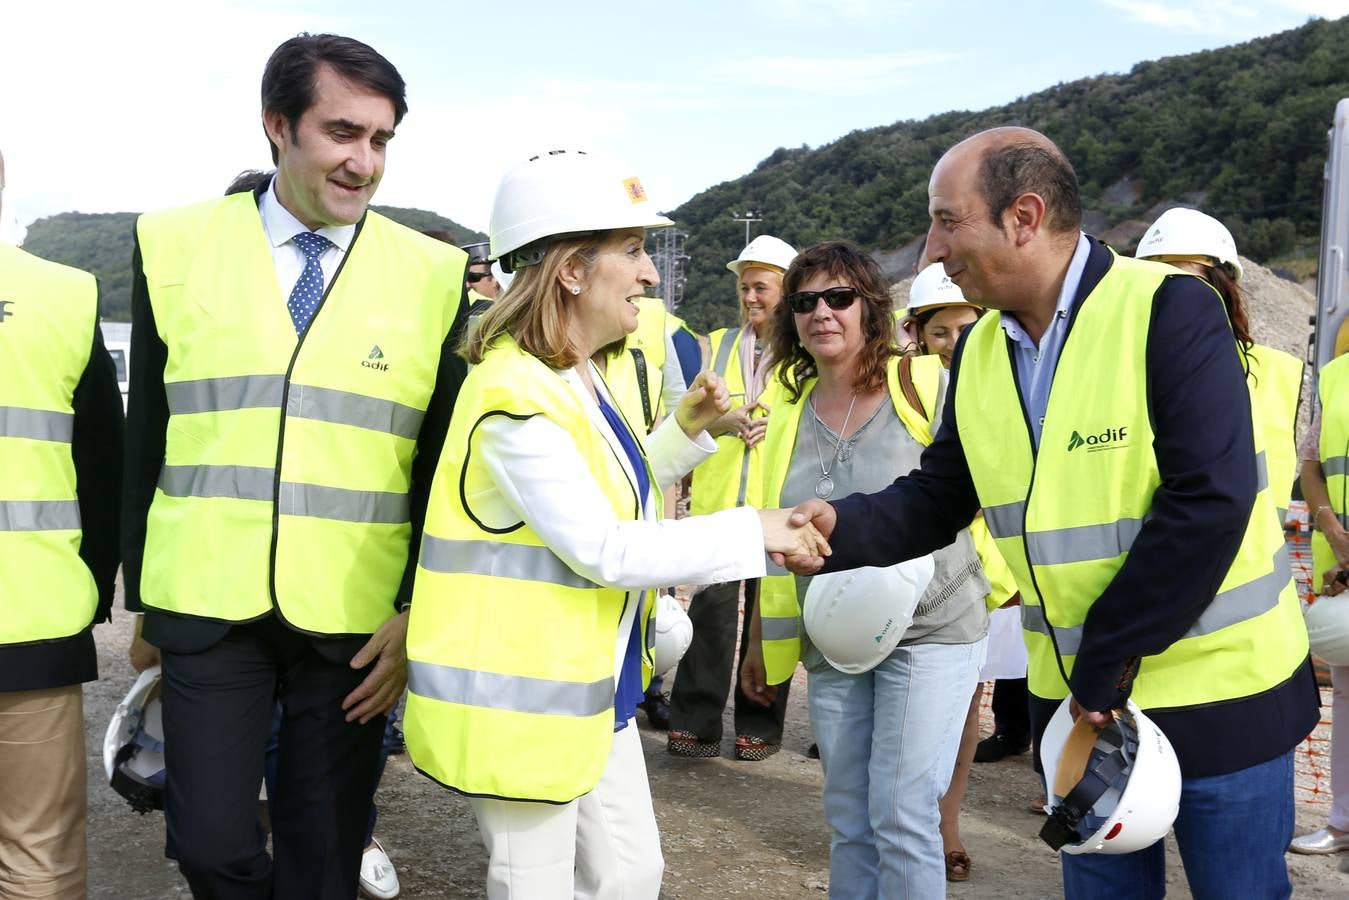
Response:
[159,614,384,900]
[668,579,791,743]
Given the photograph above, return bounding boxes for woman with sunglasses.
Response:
[403,150,827,899]
[741,240,989,899]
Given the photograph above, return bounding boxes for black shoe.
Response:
[639,691,671,731]
[973,733,1029,763]
[388,722,406,756]
[806,743,820,760]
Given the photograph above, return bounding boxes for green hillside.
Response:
[21,205,485,322]
[669,16,1349,331]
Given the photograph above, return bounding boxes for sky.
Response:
[3,0,1348,244]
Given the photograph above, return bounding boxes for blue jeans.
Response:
[1061,749,1295,900]
[264,698,401,847]
[808,639,985,900]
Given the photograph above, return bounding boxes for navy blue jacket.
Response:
[824,238,1319,777]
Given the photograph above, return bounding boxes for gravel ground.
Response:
[85,591,1348,898]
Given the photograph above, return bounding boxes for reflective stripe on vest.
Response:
[405,335,653,804]
[0,243,100,645]
[137,195,463,634]
[955,252,1308,708]
[1315,353,1349,584]
[756,354,947,684]
[690,327,770,515]
[1246,344,1302,522]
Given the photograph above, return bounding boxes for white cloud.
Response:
[716,52,959,97]
[1100,0,1260,32]
[1276,1,1349,16]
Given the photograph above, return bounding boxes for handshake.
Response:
[756,499,837,575]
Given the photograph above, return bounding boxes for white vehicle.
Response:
[100,321,131,411]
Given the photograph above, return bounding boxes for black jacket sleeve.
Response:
[121,236,169,613]
[824,334,983,571]
[394,294,468,610]
[73,312,125,621]
[1069,274,1257,711]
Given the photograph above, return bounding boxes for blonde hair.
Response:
[464,235,602,368]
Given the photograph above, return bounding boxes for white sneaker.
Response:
[359,838,401,899]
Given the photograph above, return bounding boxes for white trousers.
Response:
[471,721,664,899]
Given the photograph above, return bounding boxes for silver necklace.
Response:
[815,399,885,463]
[809,391,858,499]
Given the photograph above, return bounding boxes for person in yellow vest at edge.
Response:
[1136,207,1304,527]
[667,233,800,762]
[121,34,468,899]
[775,127,1319,900]
[0,147,124,900]
[402,149,826,900]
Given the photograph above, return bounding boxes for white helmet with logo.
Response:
[727,235,798,278]
[104,666,167,814]
[1039,698,1181,855]
[802,558,935,674]
[907,263,983,313]
[1136,208,1244,282]
[1305,593,1349,665]
[652,592,694,676]
[489,149,673,272]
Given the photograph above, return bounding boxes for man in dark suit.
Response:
[123,34,465,898]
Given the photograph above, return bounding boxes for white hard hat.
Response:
[727,235,797,278]
[1136,208,1244,282]
[802,558,935,674]
[1039,698,1181,855]
[1305,593,1349,665]
[652,592,693,676]
[908,263,982,314]
[104,666,167,814]
[489,149,673,272]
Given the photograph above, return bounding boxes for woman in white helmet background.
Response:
[400,149,826,900]
[739,240,989,899]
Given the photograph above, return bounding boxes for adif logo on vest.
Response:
[1067,426,1128,453]
[362,345,388,371]
[0,300,13,323]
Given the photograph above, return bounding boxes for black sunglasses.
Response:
[787,286,859,314]
[466,270,495,283]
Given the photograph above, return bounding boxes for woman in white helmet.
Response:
[901,262,986,368]
[740,240,989,899]
[401,149,826,899]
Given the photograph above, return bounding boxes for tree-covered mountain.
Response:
[667,15,1349,331]
[21,206,485,322]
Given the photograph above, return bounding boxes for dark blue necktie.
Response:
[288,231,332,335]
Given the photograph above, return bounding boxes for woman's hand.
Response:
[740,641,777,707]
[758,507,831,558]
[675,371,732,439]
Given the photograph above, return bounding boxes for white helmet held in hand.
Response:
[1039,698,1181,855]
[727,235,798,277]
[104,666,167,814]
[907,263,982,313]
[489,149,673,272]
[1136,208,1244,282]
[1305,593,1349,665]
[652,592,694,676]
[802,558,935,674]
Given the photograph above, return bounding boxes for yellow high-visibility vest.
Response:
[955,253,1307,707]
[0,244,99,645]
[137,193,464,634]
[1314,353,1349,585]
[605,297,668,433]
[405,335,660,803]
[689,326,774,515]
[1246,344,1302,521]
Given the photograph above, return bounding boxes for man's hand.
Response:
[757,508,831,558]
[342,610,409,724]
[772,499,837,575]
[1069,696,1113,729]
[674,372,732,439]
[129,615,160,672]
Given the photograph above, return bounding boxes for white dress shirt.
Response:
[258,177,357,297]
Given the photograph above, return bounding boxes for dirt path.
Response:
[86,603,1348,898]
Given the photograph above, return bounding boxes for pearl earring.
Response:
[571,286,581,295]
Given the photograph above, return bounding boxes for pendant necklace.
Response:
[809,390,858,499]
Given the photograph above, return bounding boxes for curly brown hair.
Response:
[770,240,897,403]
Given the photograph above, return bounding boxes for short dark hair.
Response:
[224,169,272,196]
[977,141,1081,235]
[260,33,408,164]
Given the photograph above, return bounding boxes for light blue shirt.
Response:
[997,233,1091,447]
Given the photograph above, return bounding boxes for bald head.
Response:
[941,126,1081,236]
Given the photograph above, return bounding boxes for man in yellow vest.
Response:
[778,128,1318,898]
[668,234,798,760]
[0,146,124,899]
[122,35,466,898]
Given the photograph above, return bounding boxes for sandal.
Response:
[945,849,971,882]
[667,730,719,758]
[734,734,780,761]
